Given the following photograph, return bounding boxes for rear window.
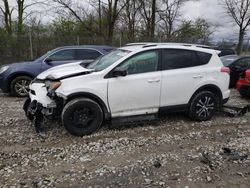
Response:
[76,49,101,60]
[220,56,238,66]
[162,49,211,70]
[217,49,235,57]
[196,51,212,65]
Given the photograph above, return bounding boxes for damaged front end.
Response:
[23,78,64,136]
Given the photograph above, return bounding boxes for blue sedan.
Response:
[0,45,114,97]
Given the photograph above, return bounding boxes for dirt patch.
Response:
[0,90,250,187]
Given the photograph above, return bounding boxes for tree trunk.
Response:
[98,0,102,35]
[237,28,244,55]
[150,0,156,40]
[17,0,24,35]
[1,0,12,35]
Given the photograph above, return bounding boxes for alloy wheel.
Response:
[196,96,215,118]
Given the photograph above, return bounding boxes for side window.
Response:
[162,49,211,70]
[47,49,75,61]
[117,51,159,75]
[162,49,194,70]
[76,49,102,60]
[237,58,250,68]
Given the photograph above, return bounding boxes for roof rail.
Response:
[125,42,156,46]
[125,42,212,49]
[142,44,158,48]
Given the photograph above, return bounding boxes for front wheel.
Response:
[10,76,32,97]
[189,91,219,121]
[62,98,103,136]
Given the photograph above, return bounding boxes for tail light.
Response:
[221,67,230,74]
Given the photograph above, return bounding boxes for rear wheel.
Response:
[10,76,32,97]
[189,91,219,121]
[62,98,103,136]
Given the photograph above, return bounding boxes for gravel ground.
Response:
[0,90,250,188]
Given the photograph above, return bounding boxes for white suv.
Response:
[24,43,230,136]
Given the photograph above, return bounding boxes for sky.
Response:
[1,0,245,42]
[182,0,239,42]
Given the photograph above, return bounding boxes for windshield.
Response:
[35,50,53,62]
[220,56,238,66]
[86,49,131,71]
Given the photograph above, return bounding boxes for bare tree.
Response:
[120,0,141,41]
[0,0,13,34]
[103,0,128,44]
[139,0,157,40]
[52,0,86,23]
[90,0,128,44]
[221,0,250,54]
[158,0,184,40]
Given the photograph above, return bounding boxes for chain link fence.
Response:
[0,33,132,65]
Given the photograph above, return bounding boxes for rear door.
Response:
[160,49,212,107]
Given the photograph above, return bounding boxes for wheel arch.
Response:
[189,84,223,107]
[66,92,111,120]
[7,72,34,92]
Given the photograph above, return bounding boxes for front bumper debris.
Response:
[220,104,250,117]
[23,95,63,137]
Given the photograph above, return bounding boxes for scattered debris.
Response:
[200,152,214,170]
[153,159,161,168]
[0,90,250,187]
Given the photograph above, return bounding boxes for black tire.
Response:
[62,98,103,136]
[10,76,32,97]
[23,98,34,121]
[189,91,219,121]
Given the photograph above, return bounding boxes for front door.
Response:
[108,50,161,117]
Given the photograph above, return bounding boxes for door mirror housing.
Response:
[44,58,53,65]
[112,68,127,77]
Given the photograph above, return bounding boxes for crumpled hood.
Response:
[37,61,91,80]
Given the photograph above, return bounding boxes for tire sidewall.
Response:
[10,76,32,97]
[189,91,218,121]
[62,98,103,136]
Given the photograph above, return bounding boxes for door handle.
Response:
[148,79,160,83]
[193,75,203,79]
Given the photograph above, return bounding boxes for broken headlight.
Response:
[45,80,61,94]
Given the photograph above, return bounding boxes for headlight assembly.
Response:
[45,80,61,92]
[0,65,9,74]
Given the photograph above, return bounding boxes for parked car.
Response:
[220,55,250,88]
[0,45,114,97]
[236,69,250,97]
[24,43,230,136]
[215,48,236,57]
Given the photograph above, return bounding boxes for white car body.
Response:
[29,44,230,119]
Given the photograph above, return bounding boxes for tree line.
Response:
[0,0,250,64]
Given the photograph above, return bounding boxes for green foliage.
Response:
[176,18,212,44]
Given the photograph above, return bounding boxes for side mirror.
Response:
[44,58,53,65]
[112,68,127,77]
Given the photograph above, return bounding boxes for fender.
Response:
[189,84,223,106]
[66,92,111,120]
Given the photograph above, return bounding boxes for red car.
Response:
[236,69,250,97]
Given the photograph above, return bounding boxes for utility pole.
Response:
[29,27,33,60]
[246,35,250,53]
